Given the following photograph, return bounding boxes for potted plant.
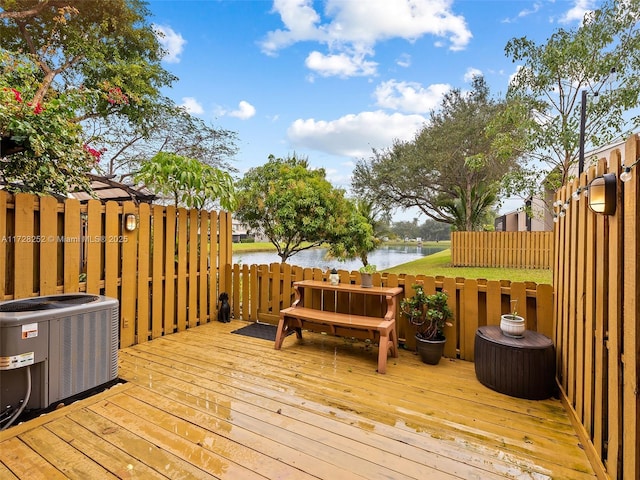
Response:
[401,284,453,365]
[358,264,377,288]
[500,300,525,338]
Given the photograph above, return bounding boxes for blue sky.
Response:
[147,0,598,221]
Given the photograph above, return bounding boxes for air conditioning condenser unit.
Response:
[0,294,119,427]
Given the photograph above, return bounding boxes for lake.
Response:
[233,245,446,271]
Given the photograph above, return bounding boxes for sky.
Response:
[147,0,599,222]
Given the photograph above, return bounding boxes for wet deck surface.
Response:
[1,320,595,479]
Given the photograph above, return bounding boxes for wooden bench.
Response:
[275,280,404,374]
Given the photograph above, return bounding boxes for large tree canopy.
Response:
[498,0,640,195]
[236,155,374,264]
[86,99,239,182]
[352,77,519,231]
[0,0,173,121]
[1,1,234,194]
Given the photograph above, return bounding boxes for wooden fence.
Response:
[222,262,553,362]
[0,191,553,362]
[451,231,553,269]
[553,134,639,480]
[0,192,232,347]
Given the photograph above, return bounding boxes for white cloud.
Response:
[180,97,204,115]
[228,101,256,120]
[260,0,323,54]
[374,80,450,114]
[260,0,472,77]
[463,67,483,83]
[153,24,186,63]
[287,110,426,158]
[502,2,542,23]
[305,51,377,77]
[396,53,411,68]
[558,0,595,24]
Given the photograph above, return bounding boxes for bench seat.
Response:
[275,306,398,373]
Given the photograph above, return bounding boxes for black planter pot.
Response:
[415,335,446,365]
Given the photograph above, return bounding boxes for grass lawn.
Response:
[232,241,553,285]
[384,248,553,285]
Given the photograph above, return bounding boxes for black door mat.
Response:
[231,322,292,341]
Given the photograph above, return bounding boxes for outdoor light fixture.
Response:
[620,157,639,182]
[588,173,617,215]
[572,188,581,201]
[124,213,137,232]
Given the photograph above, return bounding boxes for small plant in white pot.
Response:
[401,284,453,365]
[500,300,525,338]
[358,264,377,288]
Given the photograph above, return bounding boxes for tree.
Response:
[134,152,236,210]
[326,197,388,266]
[499,0,640,195]
[1,51,94,194]
[236,155,373,264]
[0,0,173,122]
[439,183,498,231]
[0,0,176,193]
[325,198,377,267]
[85,98,239,182]
[417,219,450,241]
[352,77,520,231]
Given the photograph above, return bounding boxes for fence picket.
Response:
[188,209,198,328]
[0,191,6,299]
[451,231,553,269]
[137,203,151,342]
[85,200,102,295]
[14,194,34,298]
[63,198,81,292]
[120,201,137,347]
[39,195,58,295]
[151,204,165,339]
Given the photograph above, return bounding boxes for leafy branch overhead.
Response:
[497,0,640,195]
[135,152,236,210]
[1,0,238,195]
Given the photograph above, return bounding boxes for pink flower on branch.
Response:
[28,102,44,114]
[10,88,22,102]
[83,144,102,163]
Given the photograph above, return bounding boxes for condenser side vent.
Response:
[50,307,119,403]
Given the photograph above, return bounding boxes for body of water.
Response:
[233,245,446,271]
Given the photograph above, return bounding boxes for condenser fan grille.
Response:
[0,295,99,312]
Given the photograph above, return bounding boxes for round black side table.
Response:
[474,325,556,400]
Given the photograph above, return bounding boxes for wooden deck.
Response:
[0,320,596,479]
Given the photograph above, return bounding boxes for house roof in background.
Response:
[70,174,156,204]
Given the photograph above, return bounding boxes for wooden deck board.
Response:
[0,320,596,479]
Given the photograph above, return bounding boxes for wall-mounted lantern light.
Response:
[124,213,138,232]
[588,173,617,215]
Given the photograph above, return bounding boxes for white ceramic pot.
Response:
[500,314,525,338]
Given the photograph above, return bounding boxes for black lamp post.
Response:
[578,89,587,175]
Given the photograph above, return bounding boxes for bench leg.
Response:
[275,316,304,350]
[389,327,398,358]
[274,316,287,350]
[377,334,389,374]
